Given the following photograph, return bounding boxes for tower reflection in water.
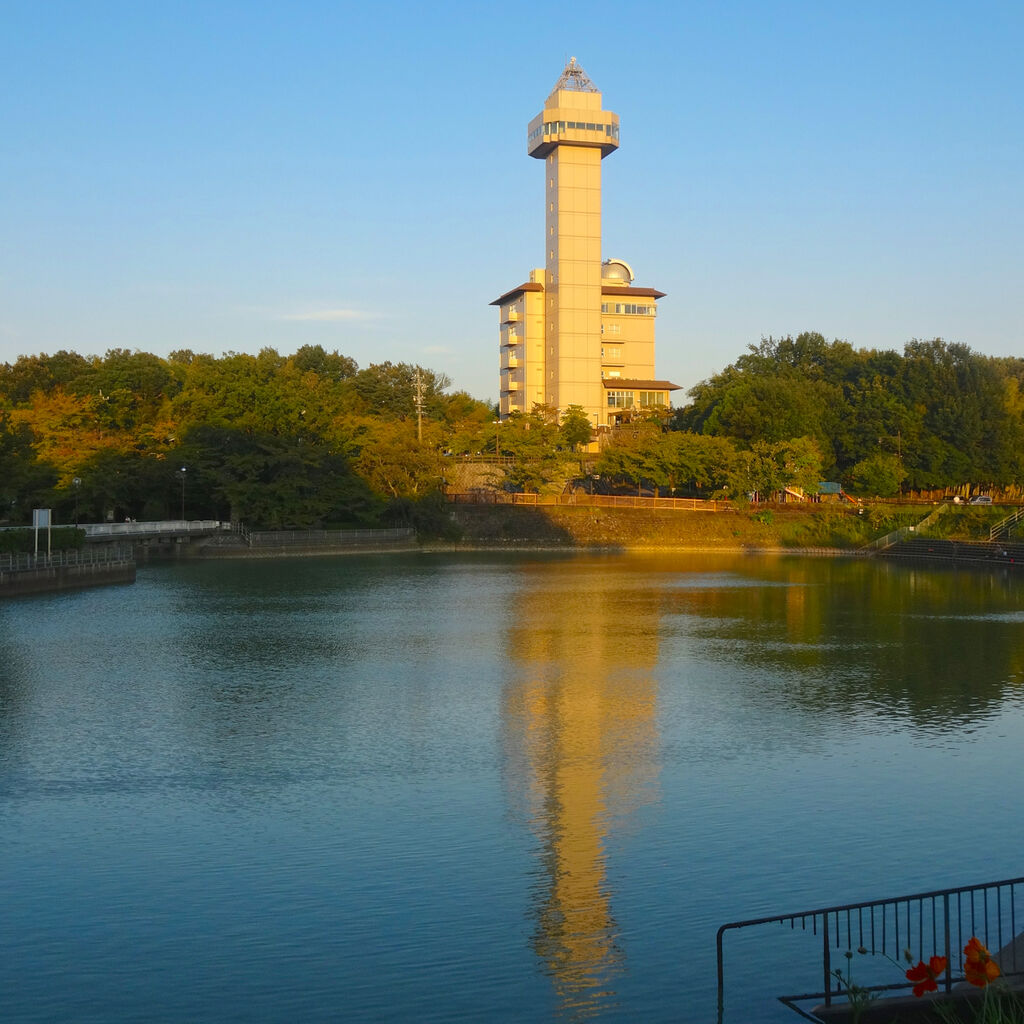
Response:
[501,562,661,1018]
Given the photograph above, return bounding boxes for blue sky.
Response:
[2,0,1021,404]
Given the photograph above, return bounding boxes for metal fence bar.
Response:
[716,875,1024,1021]
[990,506,1024,540]
[246,528,414,548]
[822,914,831,1006]
[0,545,134,572]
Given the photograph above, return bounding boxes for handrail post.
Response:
[943,894,952,993]
[716,927,726,1021]
[823,913,832,1006]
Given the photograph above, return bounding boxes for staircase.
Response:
[860,503,949,554]
[990,506,1024,541]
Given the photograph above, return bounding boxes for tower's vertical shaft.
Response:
[527,59,619,424]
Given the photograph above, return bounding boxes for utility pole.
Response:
[414,369,424,443]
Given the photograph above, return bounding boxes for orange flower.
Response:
[905,956,947,997]
[964,937,1001,987]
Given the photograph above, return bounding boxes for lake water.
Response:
[2,552,1023,1023]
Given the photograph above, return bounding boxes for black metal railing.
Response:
[991,506,1024,540]
[0,544,134,573]
[717,875,1024,1021]
[245,527,415,548]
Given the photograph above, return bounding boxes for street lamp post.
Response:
[73,477,81,526]
[178,467,187,521]
[493,419,500,460]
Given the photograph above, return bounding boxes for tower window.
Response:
[639,392,667,407]
[601,303,655,316]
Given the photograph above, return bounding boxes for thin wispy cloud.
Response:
[279,308,383,323]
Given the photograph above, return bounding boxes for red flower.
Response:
[905,955,947,997]
[964,937,1001,988]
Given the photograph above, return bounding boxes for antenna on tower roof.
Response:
[551,56,598,93]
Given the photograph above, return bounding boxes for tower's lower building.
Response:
[493,59,679,428]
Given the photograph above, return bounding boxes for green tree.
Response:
[499,410,563,492]
[290,345,358,382]
[0,350,90,404]
[846,453,904,497]
[559,405,593,451]
[662,432,738,497]
[777,436,825,494]
[348,362,451,419]
[72,449,177,522]
[177,426,378,527]
[0,413,57,523]
[353,420,445,499]
[723,437,824,500]
[594,422,670,492]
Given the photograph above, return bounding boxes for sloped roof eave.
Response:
[602,378,682,391]
[490,282,544,306]
[601,286,666,299]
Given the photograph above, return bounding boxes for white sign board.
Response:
[33,508,52,555]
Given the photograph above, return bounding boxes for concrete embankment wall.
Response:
[192,528,419,559]
[448,506,1024,566]
[0,561,136,598]
[451,504,769,548]
[198,541,421,559]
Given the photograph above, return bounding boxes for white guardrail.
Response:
[80,520,229,537]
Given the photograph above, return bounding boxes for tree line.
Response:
[673,332,1024,494]
[1,332,1020,531]
[590,333,1024,500]
[0,345,591,531]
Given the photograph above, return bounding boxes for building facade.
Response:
[493,58,679,427]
